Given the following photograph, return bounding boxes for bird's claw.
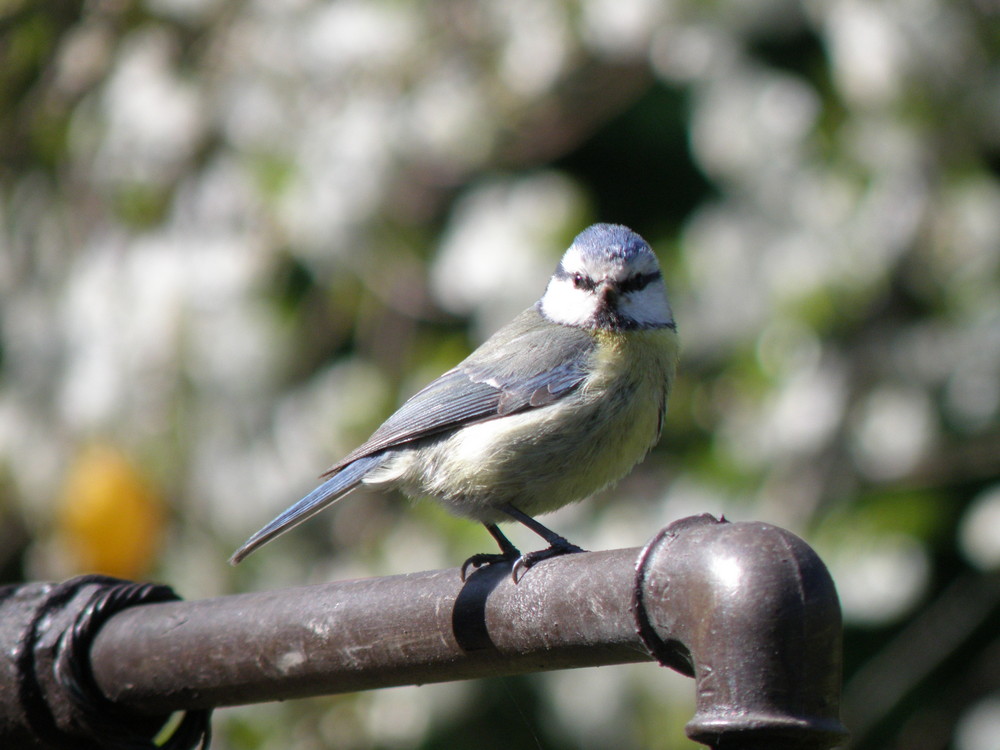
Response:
[461,542,586,583]
[510,542,585,582]
[460,549,520,582]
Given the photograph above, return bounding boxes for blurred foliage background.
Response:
[2,0,1000,748]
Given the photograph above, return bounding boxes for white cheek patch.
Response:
[539,277,599,326]
[618,283,674,327]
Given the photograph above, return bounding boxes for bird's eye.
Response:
[619,270,661,294]
[572,273,591,290]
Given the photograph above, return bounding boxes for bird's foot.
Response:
[511,541,585,583]
[460,548,520,582]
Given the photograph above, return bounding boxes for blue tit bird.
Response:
[230,223,678,579]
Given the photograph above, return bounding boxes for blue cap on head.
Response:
[571,224,651,264]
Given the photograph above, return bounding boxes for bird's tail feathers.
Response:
[228,454,382,565]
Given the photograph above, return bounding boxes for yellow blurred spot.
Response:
[56,444,165,578]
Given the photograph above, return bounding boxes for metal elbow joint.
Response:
[633,514,847,749]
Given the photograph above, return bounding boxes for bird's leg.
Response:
[460,523,521,581]
[500,503,585,581]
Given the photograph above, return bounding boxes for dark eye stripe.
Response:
[555,265,660,294]
[553,264,597,291]
[619,270,661,294]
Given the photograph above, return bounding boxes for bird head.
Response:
[539,224,674,331]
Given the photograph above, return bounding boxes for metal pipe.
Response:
[1,515,848,749]
[91,547,647,711]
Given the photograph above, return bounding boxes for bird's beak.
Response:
[598,280,619,306]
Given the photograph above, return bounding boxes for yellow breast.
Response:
[583,326,679,474]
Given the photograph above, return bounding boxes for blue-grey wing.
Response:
[229,453,382,564]
[328,306,595,473]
